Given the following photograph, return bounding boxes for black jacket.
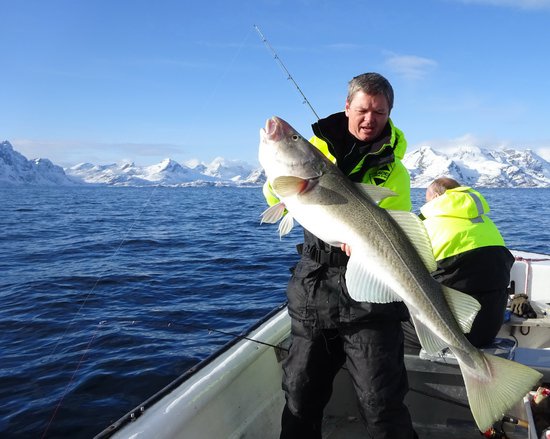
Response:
[286,112,411,327]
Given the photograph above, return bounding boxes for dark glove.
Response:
[510,294,537,318]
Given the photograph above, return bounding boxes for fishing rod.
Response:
[254,24,320,120]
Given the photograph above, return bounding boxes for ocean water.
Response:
[1,186,549,438]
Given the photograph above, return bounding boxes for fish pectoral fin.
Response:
[410,315,448,355]
[260,202,286,224]
[272,176,313,197]
[442,285,481,334]
[355,183,397,204]
[260,202,295,238]
[345,254,402,303]
[278,212,295,238]
[387,210,437,272]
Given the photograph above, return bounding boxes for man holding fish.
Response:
[262,72,418,439]
[260,73,541,438]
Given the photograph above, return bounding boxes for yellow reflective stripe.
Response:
[465,190,487,218]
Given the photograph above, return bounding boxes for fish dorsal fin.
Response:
[272,176,311,197]
[355,183,397,204]
[442,285,481,335]
[387,210,437,272]
[411,314,448,355]
[345,252,402,303]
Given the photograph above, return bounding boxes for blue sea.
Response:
[1,186,549,438]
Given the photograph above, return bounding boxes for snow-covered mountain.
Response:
[2,139,549,188]
[0,141,76,186]
[67,156,265,187]
[67,158,218,186]
[404,146,550,188]
[0,140,266,187]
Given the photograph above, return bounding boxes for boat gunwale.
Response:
[94,302,288,438]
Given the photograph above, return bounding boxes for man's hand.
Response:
[341,243,352,256]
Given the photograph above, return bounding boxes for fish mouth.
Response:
[261,116,284,142]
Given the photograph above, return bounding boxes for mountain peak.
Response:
[1,141,549,188]
[405,146,550,187]
[0,141,77,186]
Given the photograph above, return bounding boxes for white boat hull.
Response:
[96,251,550,439]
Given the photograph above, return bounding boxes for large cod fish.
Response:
[259,115,542,432]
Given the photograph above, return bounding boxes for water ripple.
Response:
[0,186,547,437]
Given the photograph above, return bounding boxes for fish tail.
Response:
[459,352,542,432]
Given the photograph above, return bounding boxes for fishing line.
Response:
[254,24,320,120]
[43,31,260,430]
[41,185,160,438]
[41,322,103,439]
[82,318,289,352]
[47,185,160,358]
[195,28,252,118]
[41,30,262,434]
[41,27,280,435]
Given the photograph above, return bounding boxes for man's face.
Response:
[345,91,390,142]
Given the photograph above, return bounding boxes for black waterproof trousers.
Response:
[280,318,416,439]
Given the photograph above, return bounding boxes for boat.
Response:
[94,250,550,439]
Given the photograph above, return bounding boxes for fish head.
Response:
[259,116,329,184]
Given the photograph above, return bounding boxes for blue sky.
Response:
[2,0,550,167]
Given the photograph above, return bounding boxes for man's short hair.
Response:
[426,177,461,201]
[347,73,394,110]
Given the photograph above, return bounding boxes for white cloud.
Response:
[384,54,437,80]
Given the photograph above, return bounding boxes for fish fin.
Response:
[278,212,295,238]
[345,253,402,303]
[260,202,295,238]
[411,315,448,355]
[387,210,437,272]
[260,202,286,224]
[411,284,482,354]
[355,184,397,204]
[272,176,310,197]
[442,285,481,334]
[458,352,542,432]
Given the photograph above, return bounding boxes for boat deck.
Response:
[322,416,527,438]
[322,363,533,439]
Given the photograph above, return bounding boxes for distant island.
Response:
[1,140,550,188]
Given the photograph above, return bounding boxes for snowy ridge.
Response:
[404,146,550,187]
[2,140,549,188]
[0,141,76,186]
[66,157,266,187]
[0,141,266,187]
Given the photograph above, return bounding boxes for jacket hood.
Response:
[390,119,407,160]
[420,186,491,220]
